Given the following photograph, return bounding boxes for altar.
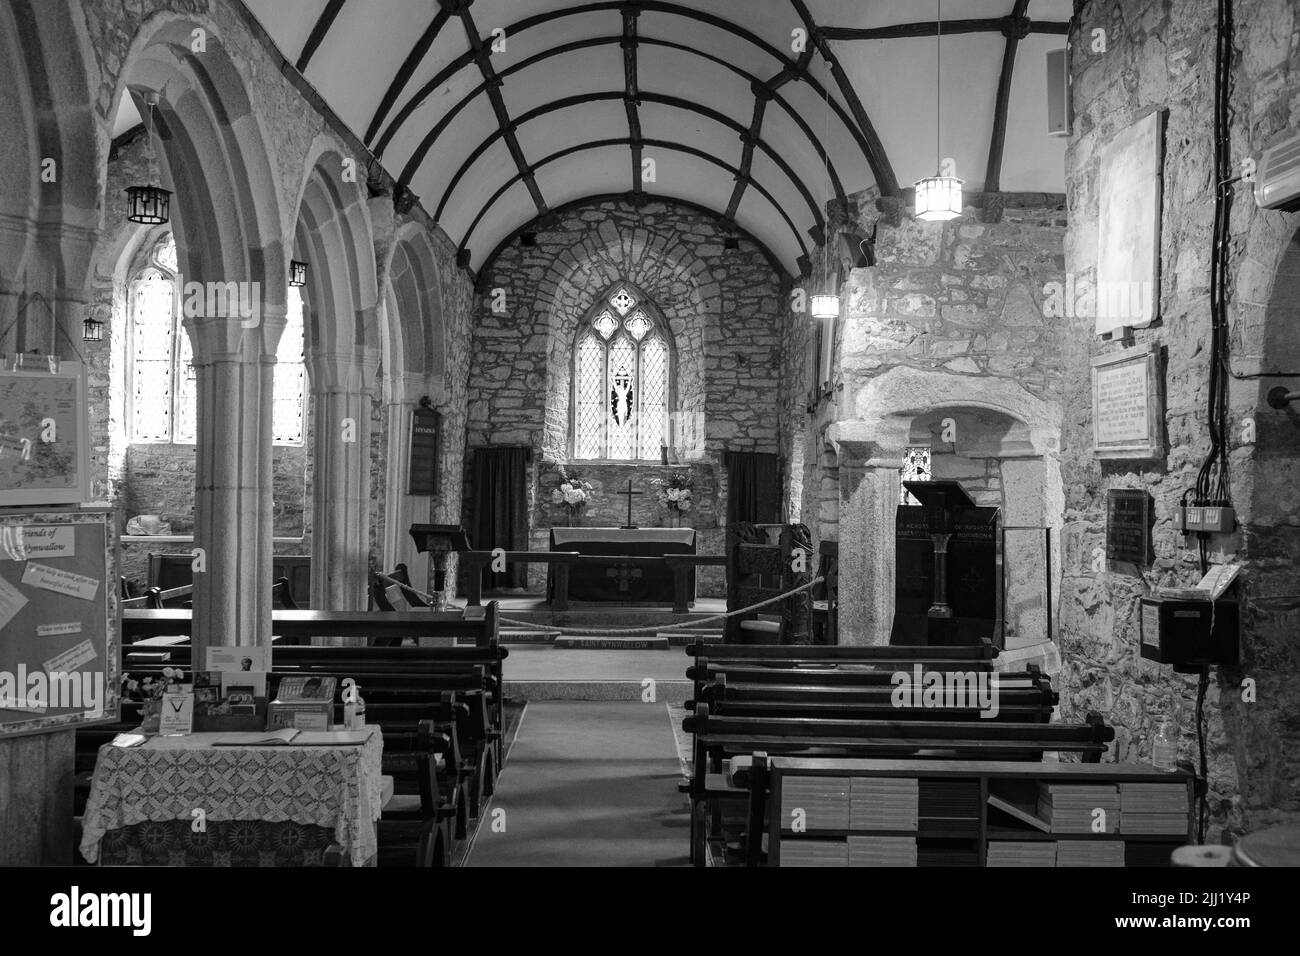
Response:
[548,527,696,604]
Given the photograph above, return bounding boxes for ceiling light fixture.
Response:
[915,0,963,221]
[125,93,172,225]
[289,260,308,287]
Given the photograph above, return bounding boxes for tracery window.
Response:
[572,286,670,460]
[128,233,306,445]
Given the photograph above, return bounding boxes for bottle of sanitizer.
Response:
[1152,713,1178,772]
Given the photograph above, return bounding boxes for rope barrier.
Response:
[375,572,824,636]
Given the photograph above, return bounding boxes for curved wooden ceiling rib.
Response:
[457,136,810,262]
[426,91,826,238]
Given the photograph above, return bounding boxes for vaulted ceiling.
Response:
[230,0,1072,275]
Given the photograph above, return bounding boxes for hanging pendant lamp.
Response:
[125,93,172,225]
[915,0,963,221]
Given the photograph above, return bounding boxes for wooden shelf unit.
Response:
[764,758,1194,867]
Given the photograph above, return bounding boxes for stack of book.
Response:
[780,841,849,867]
[1038,784,1120,833]
[849,777,919,831]
[1120,783,1190,835]
[848,835,917,866]
[987,841,1057,867]
[780,777,850,831]
[1056,841,1126,867]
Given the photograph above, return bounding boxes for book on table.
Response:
[211,729,372,747]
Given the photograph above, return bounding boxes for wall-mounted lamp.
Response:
[82,316,104,342]
[289,260,308,287]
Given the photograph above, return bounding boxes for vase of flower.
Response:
[650,471,694,529]
[551,466,595,527]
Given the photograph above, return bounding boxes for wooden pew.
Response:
[681,704,1112,865]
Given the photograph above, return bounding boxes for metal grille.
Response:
[131,270,175,442]
[639,335,668,458]
[576,333,604,459]
[607,335,637,459]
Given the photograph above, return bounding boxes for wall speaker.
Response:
[1047,48,1072,137]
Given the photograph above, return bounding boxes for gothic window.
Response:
[127,233,306,446]
[900,444,932,505]
[572,286,671,460]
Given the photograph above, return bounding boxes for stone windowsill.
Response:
[122,535,305,545]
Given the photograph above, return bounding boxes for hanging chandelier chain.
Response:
[936,0,942,173]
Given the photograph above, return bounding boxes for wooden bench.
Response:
[680,704,1113,865]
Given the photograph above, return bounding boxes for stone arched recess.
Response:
[538,227,719,462]
[112,12,286,656]
[0,0,102,354]
[376,220,449,590]
[829,365,1063,656]
[1221,209,1300,826]
[290,142,380,612]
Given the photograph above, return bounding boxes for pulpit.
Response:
[409,524,470,610]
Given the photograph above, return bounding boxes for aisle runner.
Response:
[465,702,690,867]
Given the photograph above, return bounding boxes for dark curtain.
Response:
[725,451,781,526]
[470,446,530,590]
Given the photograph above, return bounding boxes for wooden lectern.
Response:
[409,523,471,611]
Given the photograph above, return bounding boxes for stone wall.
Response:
[779,189,1068,651]
[1059,0,1300,835]
[464,197,790,595]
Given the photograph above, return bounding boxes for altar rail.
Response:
[458,550,727,613]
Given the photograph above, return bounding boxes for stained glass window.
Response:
[129,233,305,445]
[900,445,932,505]
[572,286,672,460]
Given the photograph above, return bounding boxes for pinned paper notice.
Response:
[37,622,83,638]
[21,526,74,561]
[0,576,28,631]
[0,524,26,561]
[43,639,97,675]
[21,563,100,601]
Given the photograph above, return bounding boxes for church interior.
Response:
[1,0,1298,881]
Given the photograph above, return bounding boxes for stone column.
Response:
[186,306,286,660]
[308,347,379,611]
[832,436,907,646]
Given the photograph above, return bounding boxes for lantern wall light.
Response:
[289,260,308,287]
[82,316,104,342]
[125,93,172,226]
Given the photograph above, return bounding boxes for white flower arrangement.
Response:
[550,466,595,515]
[649,472,694,512]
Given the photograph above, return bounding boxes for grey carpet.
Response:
[465,701,690,867]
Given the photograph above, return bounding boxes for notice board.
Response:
[0,361,91,506]
[0,509,119,738]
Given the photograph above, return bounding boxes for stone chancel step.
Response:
[554,635,670,650]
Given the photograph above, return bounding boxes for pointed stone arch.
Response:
[111,12,286,653]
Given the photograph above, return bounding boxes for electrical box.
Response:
[1140,596,1239,672]
[1254,129,1300,212]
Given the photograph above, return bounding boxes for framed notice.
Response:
[1092,344,1162,459]
[1106,488,1152,568]
[0,361,91,505]
[1096,110,1163,336]
[407,403,441,497]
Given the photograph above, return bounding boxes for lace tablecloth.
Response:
[80,728,384,866]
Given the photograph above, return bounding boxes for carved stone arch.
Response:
[535,215,722,460]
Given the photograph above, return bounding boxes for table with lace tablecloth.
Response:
[79,728,384,866]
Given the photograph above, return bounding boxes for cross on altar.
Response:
[619,479,643,529]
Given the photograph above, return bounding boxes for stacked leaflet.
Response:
[849,776,919,831]
[848,835,918,867]
[987,841,1057,867]
[1120,783,1190,835]
[1037,784,1120,833]
[1056,840,1126,867]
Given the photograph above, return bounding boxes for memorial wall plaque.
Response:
[407,404,441,496]
[1106,488,1151,567]
[1092,343,1163,460]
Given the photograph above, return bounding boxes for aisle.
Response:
[464,701,690,867]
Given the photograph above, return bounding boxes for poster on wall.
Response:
[0,361,91,506]
[1095,110,1163,337]
[1092,343,1163,460]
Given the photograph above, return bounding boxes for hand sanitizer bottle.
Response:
[343,680,366,730]
[1152,714,1178,771]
